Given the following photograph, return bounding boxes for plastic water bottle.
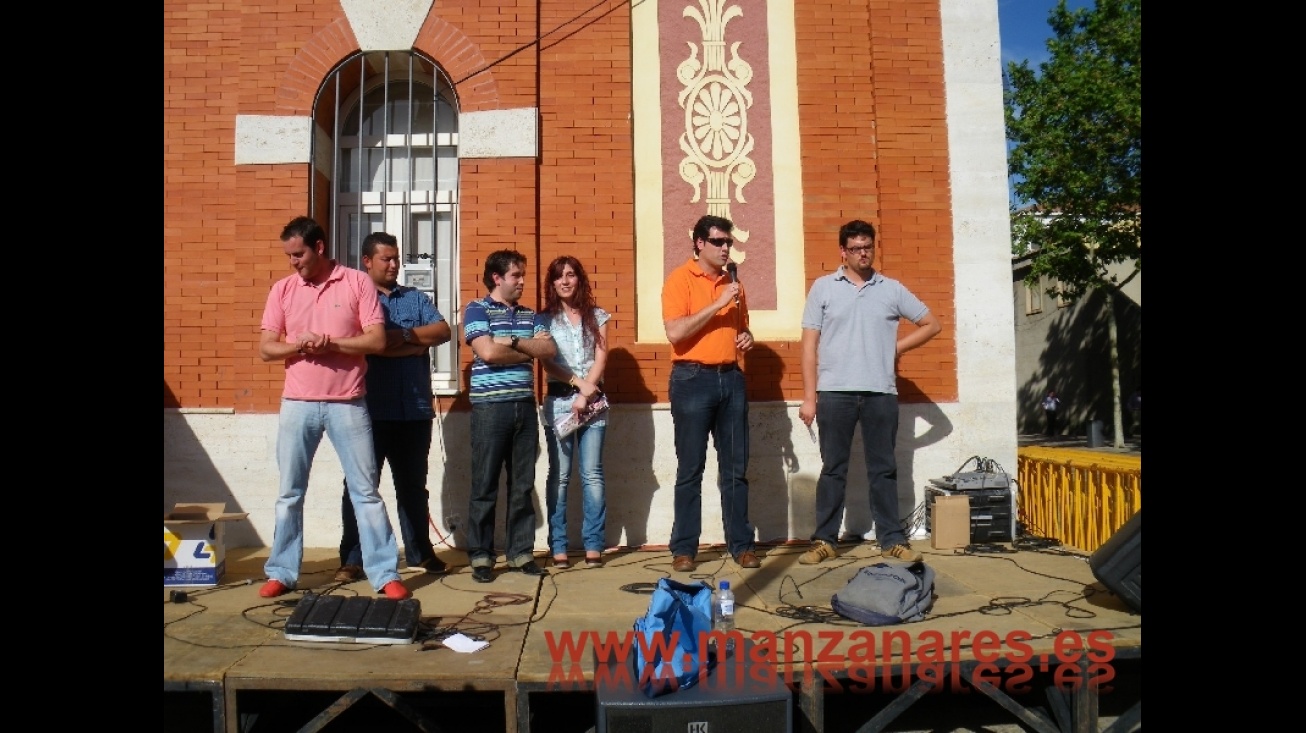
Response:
[714,581,736,655]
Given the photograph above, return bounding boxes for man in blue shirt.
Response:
[335,232,453,583]
[463,250,556,582]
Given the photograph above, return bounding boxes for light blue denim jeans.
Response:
[265,398,401,591]
[542,396,607,555]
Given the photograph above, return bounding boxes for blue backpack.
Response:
[632,578,716,697]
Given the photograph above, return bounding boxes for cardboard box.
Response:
[164,503,248,587]
[930,495,971,550]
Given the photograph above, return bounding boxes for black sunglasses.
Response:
[704,237,734,247]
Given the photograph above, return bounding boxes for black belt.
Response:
[674,361,738,372]
[546,382,579,397]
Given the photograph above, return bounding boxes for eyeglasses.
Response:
[704,237,734,248]
[844,245,874,255]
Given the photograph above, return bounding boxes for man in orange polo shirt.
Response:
[661,214,758,572]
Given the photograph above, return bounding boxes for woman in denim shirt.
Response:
[539,256,611,568]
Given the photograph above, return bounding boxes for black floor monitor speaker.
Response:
[283,593,421,643]
[1089,510,1141,613]
[595,640,792,733]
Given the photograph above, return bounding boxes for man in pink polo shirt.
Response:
[256,216,409,601]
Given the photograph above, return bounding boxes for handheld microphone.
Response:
[726,262,739,304]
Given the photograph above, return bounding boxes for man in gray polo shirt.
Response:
[797,220,941,564]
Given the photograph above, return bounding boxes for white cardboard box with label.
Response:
[164,503,249,587]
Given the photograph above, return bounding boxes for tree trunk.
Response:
[1106,290,1125,448]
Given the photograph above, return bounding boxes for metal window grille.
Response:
[311,51,461,394]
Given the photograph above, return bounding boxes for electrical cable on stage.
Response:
[1013,535,1062,550]
[163,598,208,628]
[949,552,1098,587]
[620,582,660,595]
[962,543,1018,555]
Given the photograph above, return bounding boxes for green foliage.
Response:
[1006,0,1141,299]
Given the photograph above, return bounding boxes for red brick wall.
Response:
[535,1,645,401]
[794,1,956,402]
[869,0,956,400]
[163,0,956,412]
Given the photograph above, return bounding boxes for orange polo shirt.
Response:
[661,257,750,364]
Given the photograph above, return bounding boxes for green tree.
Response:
[1006,0,1141,447]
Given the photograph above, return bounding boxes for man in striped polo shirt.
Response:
[463,250,556,582]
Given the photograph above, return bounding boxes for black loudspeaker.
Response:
[282,593,421,643]
[594,641,792,733]
[1089,510,1141,613]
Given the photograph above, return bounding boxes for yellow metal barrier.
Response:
[1017,447,1141,553]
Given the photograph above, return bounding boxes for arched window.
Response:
[313,51,460,394]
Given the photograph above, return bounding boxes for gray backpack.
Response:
[831,562,936,625]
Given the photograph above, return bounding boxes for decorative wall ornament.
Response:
[633,0,807,341]
[677,0,756,260]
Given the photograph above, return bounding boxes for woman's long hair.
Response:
[543,256,603,349]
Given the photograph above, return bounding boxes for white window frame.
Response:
[312,51,462,395]
[1025,279,1043,315]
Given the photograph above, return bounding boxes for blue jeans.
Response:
[668,363,754,558]
[542,397,607,555]
[339,420,435,568]
[468,400,539,568]
[266,398,401,591]
[812,391,909,550]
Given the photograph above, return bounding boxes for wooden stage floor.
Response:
[163,542,1141,733]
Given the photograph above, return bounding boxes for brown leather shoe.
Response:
[672,555,695,572]
[734,551,761,569]
[333,565,363,582]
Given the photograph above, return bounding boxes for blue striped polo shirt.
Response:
[463,295,547,403]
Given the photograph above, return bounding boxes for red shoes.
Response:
[261,578,409,600]
[258,580,290,598]
[382,580,411,600]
